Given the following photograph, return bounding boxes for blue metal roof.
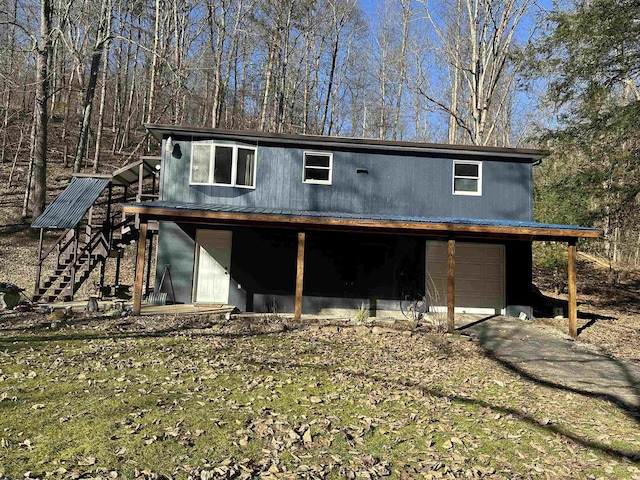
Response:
[32,177,110,229]
[124,200,598,236]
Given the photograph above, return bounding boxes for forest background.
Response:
[0,0,638,276]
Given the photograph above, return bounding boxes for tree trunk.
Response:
[29,0,52,219]
[146,0,160,128]
[93,38,110,172]
[73,0,112,172]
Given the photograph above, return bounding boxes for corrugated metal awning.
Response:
[32,177,110,229]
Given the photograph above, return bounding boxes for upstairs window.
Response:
[453,160,482,196]
[190,142,256,188]
[303,151,332,185]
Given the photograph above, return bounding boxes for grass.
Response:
[0,316,639,479]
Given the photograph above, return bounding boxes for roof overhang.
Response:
[72,156,161,187]
[123,201,598,242]
[145,124,547,162]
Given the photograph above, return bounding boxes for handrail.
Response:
[57,232,77,260]
[111,216,136,232]
[36,229,109,299]
[37,228,72,266]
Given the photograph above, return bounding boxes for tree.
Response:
[417,0,531,146]
[527,0,640,268]
[5,0,55,218]
[73,0,113,172]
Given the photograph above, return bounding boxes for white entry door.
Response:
[426,241,505,314]
[194,230,232,303]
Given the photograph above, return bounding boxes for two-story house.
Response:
[124,125,597,335]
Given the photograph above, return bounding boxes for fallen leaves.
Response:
[77,456,96,466]
[0,314,637,479]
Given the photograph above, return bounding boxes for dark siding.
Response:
[505,241,533,308]
[159,139,533,221]
[154,223,536,312]
[229,228,298,312]
[155,222,196,304]
[227,228,424,313]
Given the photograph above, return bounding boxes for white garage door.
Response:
[425,241,505,315]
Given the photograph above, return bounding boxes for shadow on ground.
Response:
[459,315,640,425]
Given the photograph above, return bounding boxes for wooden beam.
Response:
[33,228,44,298]
[122,204,599,239]
[447,238,455,333]
[145,233,154,296]
[294,231,305,320]
[568,239,578,338]
[133,222,148,315]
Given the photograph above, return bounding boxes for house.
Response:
[123,125,598,336]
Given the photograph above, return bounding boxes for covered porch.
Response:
[123,201,598,338]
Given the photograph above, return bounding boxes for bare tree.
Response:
[418,0,531,146]
[73,0,112,172]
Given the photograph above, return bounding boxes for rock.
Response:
[104,309,121,319]
[372,326,396,335]
[353,325,371,336]
[395,319,418,330]
[47,309,67,322]
[374,317,396,326]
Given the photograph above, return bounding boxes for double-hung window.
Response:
[303,151,332,185]
[452,160,482,196]
[190,142,256,188]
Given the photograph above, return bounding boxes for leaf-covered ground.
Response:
[0,314,638,479]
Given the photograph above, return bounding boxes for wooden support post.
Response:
[133,222,148,315]
[34,228,44,297]
[145,233,154,296]
[114,251,122,285]
[568,239,578,338]
[447,238,456,333]
[69,227,79,300]
[105,182,113,227]
[137,163,144,202]
[294,231,305,320]
[87,205,94,243]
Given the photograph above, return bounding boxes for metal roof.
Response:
[123,200,598,240]
[71,156,160,187]
[145,124,546,162]
[111,156,160,186]
[32,177,110,229]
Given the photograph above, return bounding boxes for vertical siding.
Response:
[155,221,196,304]
[161,138,533,221]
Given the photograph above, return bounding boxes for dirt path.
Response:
[460,316,640,417]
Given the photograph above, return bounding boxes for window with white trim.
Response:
[303,151,332,184]
[452,160,482,195]
[190,142,256,188]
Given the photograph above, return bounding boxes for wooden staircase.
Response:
[31,156,160,304]
[33,216,139,303]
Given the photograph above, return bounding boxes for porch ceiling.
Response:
[122,201,599,241]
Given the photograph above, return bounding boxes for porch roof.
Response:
[123,200,598,241]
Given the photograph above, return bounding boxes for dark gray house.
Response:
[124,125,597,333]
